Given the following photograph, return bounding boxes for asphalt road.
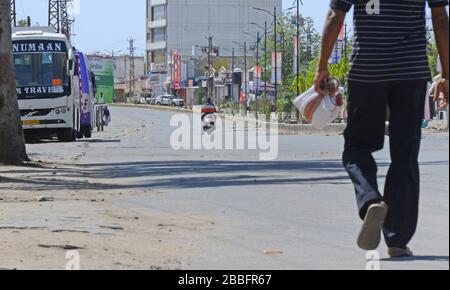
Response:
[24,106,450,270]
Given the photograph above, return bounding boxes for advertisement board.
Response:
[87,55,115,103]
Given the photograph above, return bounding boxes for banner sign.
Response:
[12,40,67,54]
[271,52,282,84]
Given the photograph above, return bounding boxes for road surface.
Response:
[0,106,448,270]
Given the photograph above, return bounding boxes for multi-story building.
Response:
[113,55,146,101]
[146,0,282,73]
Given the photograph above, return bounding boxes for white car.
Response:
[155,95,184,107]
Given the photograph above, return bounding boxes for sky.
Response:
[13,0,336,56]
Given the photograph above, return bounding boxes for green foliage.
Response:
[17,19,29,27]
[291,58,318,95]
[428,41,439,77]
[328,56,351,84]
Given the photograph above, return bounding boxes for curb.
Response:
[110,103,346,134]
[109,104,448,135]
[110,103,191,113]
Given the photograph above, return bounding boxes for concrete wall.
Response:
[114,55,145,84]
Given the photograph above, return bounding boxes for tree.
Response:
[428,41,439,78]
[300,17,321,63]
[0,0,28,164]
[17,18,28,27]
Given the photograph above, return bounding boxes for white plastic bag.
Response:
[294,80,343,130]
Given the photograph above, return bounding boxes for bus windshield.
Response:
[13,41,69,99]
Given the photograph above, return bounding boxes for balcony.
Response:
[148,19,167,29]
[147,41,166,51]
[150,0,167,6]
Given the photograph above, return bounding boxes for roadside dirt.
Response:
[0,160,213,270]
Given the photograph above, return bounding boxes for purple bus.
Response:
[75,51,96,138]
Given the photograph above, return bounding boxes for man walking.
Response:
[315,0,449,257]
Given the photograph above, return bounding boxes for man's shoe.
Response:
[388,247,414,258]
[357,202,388,251]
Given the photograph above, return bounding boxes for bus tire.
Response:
[58,128,77,142]
[83,126,92,138]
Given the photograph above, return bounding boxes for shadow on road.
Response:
[0,160,447,192]
[381,255,449,262]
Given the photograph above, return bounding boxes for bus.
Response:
[75,51,97,139]
[12,26,80,142]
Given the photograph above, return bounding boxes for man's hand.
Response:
[434,78,449,110]
[315,8,346,95]
[314,68,329,95]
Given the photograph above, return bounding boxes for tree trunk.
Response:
[0,0,28,164]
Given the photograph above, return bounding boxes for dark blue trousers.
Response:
[343,80,427,249]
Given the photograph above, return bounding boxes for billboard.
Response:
[173,53,182,90]
[87,55,115,103]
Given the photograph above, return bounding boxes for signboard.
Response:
[87,55,115,103]
[293,36,300,73]
[271,52,282,84]
[173,53,182,90]
[12,40,69,99]
[12,40,67,53]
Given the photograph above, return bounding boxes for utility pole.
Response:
[255,32,261,120]
[244,41,248,116]
[60,0,74,40]
[207,36,214,101]
[296,0,300,98]
[128,37,136,103]
[48,0,74,39]
[48,0,60,32]
[231,47,235,102]
[264,21,268,117]
[11,0,16,27]
[248,21,268,115]
[274,5,278,103]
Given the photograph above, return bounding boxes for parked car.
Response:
[155,95,184,107]
[146,96,156,105]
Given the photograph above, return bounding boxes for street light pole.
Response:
[264,21,268,117]
[274,6,278,104]
[296,0,300,98]
[232,47,235,102]
[256,31,260,119]
[244,41,248,116]
[243,30,263,119]
[248,21,269,117]
[254,5,296,112]
[233,41,248,115]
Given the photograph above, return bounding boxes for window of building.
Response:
[151,50,166,66]
[152,5,166,21]
[151,27,166,43]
